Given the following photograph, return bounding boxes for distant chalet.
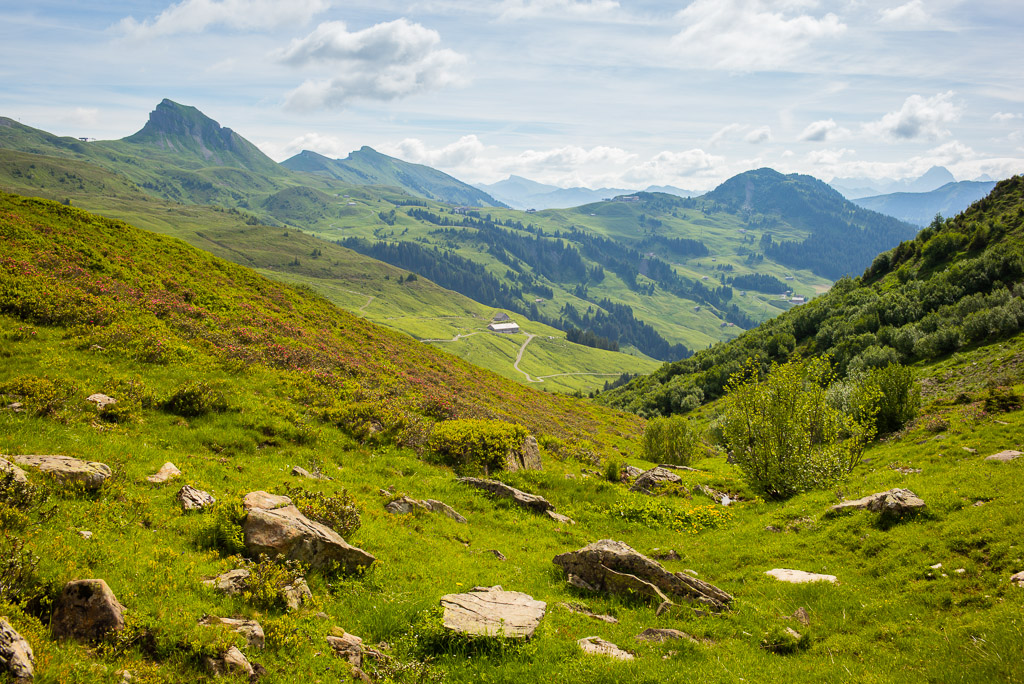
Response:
[488,322,520,334]
[492,312,511,322]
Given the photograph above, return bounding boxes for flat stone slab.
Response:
[831,488,925,514]
[577,636,633,660]
[146,462,180,484]
[440,586,546,639]
[986,450,1023,462]
[553,540,732,612]
[635,628,699,643]
[244,504,376,572]
[765,569,837,584]
[0,617,35,682]
[242,490,292,511]
[458,477,554,514]
[13,455,111,490]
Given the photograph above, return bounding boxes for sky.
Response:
[1,0,1022,191]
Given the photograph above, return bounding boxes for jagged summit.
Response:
[122,99,279,173]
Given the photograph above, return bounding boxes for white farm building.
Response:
[487,322,521,334]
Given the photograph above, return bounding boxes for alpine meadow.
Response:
[1,2,1023,684]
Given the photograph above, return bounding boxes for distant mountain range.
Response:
[475,175,696,210]
[828,166,958,199]
[852,180,998,226]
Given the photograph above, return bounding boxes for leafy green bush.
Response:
[163,380,228,418]
[537,435,599,465]
[0,533,43,606]
[984,385,1022,414]
[606,494,732,533]
[240,554,307,611]
[641,414,701,466]
[281,484,361,538]
[428,419,528,474]
[196,502,246,556]
[0,374,83,419]
[858,363,920,434]
[721,356,874,499]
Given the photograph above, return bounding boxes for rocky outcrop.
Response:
[620,465,644,482]
[51,579,126,642]
[458,477,553,514]
[505,435,542,472]
[553,540,732,612]
[985,450,1023,462]
[765,569,837,584]
[0,618,34,682]
[635,628,698,643]
[577,636,633,660]
[326,631,364,667]
[242,491,291,511]
[146,462,180,484]
[205,646,253,676]
[629,467,682,494]
[831,488,924,514]
[177,485,215,511]
[199,616,264,649]
[243,503,375,572]
[0,458,28,485]
[384,496,467,523]
[13,455,111,491]
[440,586,546,639]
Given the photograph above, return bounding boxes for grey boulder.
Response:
[243,504,375,572]
[13,455,111,491]
[630,467,682,494]
[177,485,215,511]
[0,618,34,682]
[831,488,924,514]
[458,477,553,514]
[440,586,546,639]
[51,579,125,642]
[577,636,633,660]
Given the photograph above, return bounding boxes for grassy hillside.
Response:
[601,176,1024,417]
[1,192,1022,684]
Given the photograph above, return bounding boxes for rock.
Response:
[890,465,922,474]
[458,477,554,514]
[789,607,810,625]
[177,485,215,511]
[696,483,732,505]
[559,602,618,623]
[545,510,576,525]
[765,569,837,584]
[577,636,633,660]
[567,574,597,592]
[485,549,507,561]
[384,496,429,515]
[7,402,24,413]
[205,646,253,676]
[504,435,543,472]
[51,579,126,642]
[13,455,111,490]
[657,463,703,472]
[985,450,1023,462]
[291,465,328,480]
[962,447,977,454]
[146,462,180,484]
[629,467,682,494]
[424,499,468,523]
[0,618,34,682]
[635,628,698,643]
[440,586,546,639]
[651,549,681,561]
[78,530,92,540]
[86,393,116,410]
[281,578,312,611]
[204,568,251,595]
[326,632,364,667]
[243,505,376,572]
[620,465,644,481]
[553,540,732,612]
[242,491,292,511]
[830,488,925,515]
[0,458,28,485]
[199,616,265,649]
[1010,571,1024,587]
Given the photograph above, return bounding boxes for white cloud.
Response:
[806,147,853,165]
[992,112,1021,123]
[61,107,100,129]
[385,135,488,168]
[116,0,328,38]
[260,132,352,161]
[278,19,466,109]
[864,91,962,140]
[621,149,726,185]
[709,123,745,146]
[878,0,931,26]
[497,0,619,20]
[798,118,850,142]
[671,0,846,71]
[745,126,773,144]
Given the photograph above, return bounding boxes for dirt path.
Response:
[513,334,542,382]
[357,294,375,311]
[421,331,485,343]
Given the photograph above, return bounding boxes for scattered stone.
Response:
[86,393,116,410]
[440,586,546,639]
[545,510,576,524]
[764,525,782,533]
[199,616,265,649]
[281,578,312,611]
[204,568,251,595]
[657,464,703,472]
[830,488,925,515]
[326,631,364,667]
[577,636,633,660]
[559,602,618,624]
[484,549,507,561]
[629,467,682,495]
[962,447,978,454]
[145,462,180,484]
[458,477,554,514]
[973,500,987,507]
[205,646,253,677]
[650,549,681,561]
[384,496,468,523]
[243,502,376,572]
[696,483,732,506]
[177,485,215,512]
[0,618,34,682]
[788,607,810,626]
[504,435,543,472]
[765,569,837,584]
[955,568,966,575]
[930,563,943,569]
[78,530,93,540]
[985,450,1023,462]
[7,402,24,413]
[242,491,292,511]
[0,457,28,484]
[13,455,111,490]
[890,465,922,475]
[619,465,644,482]
[423,499,468,523]
[635,628,698,643]
[1010,571,1024,587]
[291,465,329,480]
[51,579,126,642]
[553,540,732,612]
